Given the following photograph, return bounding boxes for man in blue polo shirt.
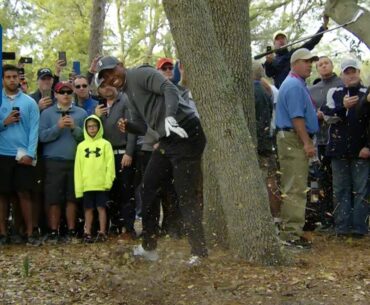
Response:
[275,48,319,248]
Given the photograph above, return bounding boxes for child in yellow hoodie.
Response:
[74,115,115,242]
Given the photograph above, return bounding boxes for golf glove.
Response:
[164,116,188,138]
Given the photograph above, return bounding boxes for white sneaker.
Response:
[133,245,159,261]
[187,255,202,267]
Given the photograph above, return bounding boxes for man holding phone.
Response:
[321,58,369,239]
[30,60,65,111]
[39,81,87,243]
[0,64,40,246]
[29,60,65,238]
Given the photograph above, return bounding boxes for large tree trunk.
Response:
[163,0,285,265]
[206,0,256,143]
[88,0,107,64]
[202,0,256,248]
[325,0,370,48]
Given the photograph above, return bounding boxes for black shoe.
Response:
[83,233,93,244]
[351,233,365,239]
[108,225,120,236]
[0,235,9,246]
[10,234,25,245]
[45,231,59,245]
[67,230,79,244]
[95,232,108,243]
[26,235,42,247]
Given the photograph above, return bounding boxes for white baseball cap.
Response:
[273,30,287,41]
[340,58,360,72]
[290,48,319,64]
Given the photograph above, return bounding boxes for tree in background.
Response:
[325,0,370,48]
[112,0,172,65]
[89,0,107,64]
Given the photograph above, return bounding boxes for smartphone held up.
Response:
[58,51,67,66]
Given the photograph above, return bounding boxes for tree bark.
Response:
[115,0,127,65]
[88,0,107,64]
[325,0,370,48]
[206,0,256,143]
[163,0,285,265]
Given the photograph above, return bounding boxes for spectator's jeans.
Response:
[141,118,207,257]
[331,158,369,235]
[277,131,309,241]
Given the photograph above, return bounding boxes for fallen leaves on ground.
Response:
[0,233,369,305]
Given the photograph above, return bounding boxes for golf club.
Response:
[254,9,364,60]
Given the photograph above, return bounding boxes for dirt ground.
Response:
[0,232,369,305]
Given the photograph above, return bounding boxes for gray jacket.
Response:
[309,74,343,145]
[124,65,196,138]
[100,92,137,157]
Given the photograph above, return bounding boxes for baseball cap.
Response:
[340,58,360,72]
[290,48,319,64]
[96,56,120,75]
[156,58,173,69]
[54,81,73,93]
[273,30,287,41]
[37,68,53,80]
[94,73,104,89]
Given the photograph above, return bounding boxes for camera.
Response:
[2,52,16,60]
[61,111,70,117]
[19,57,33,64]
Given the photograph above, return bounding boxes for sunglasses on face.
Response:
[75,84,88,89]
[58,90,74,95]
[161,66,173,71]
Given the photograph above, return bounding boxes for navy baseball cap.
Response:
[96,56,120,75]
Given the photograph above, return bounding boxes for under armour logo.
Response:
[85,147,102,158]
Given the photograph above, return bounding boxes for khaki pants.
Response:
[277,131,309,241]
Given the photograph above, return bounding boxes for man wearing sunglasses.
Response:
[73,75,98,115]
[39,81,87,244]
[156,58,174,79]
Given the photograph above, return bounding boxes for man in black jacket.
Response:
[321,58,369,238]
[264,15,329,88]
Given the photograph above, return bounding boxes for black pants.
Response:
[141,118,207,256]
[317,145,334,226]
[137,150,184,236]
[109,153,136,232]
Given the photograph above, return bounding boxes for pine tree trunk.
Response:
[163,0,285,265]
[88,0,107,64]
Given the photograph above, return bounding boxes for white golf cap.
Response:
[340,58,360,72]
[290,48,319,64]
[273,30,287,41]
